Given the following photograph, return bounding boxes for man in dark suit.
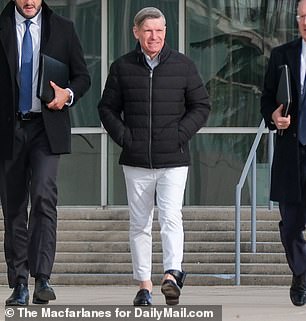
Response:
[261,0,306,307]
[0,0,90,306]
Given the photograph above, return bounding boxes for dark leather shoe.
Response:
[290,272,306,306]
[5,284,29,306]
[133,289,152,306]
[33,278,56,304]
[161,270,187,305]
[33,295,49,305]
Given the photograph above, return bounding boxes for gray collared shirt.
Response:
[142,50,160,70]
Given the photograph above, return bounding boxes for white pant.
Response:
[123,165,188,281]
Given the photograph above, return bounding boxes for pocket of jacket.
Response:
[122,127,132,149]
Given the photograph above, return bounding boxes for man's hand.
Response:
[47,81,70,110]
[272,104,291,130]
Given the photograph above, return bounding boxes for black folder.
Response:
[37,54,69,103]
[276,64,292,117]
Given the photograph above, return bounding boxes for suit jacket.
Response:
[0,1,90,159]
[261,38,302,203]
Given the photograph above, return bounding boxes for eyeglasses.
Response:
[297,15,306,22]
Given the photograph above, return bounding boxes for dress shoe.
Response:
[161,270,186,305]
[5,283,29,306]
[33,278,56,304]
[133,289,152,306]
[290,272,306,306]
[33,295,49,305]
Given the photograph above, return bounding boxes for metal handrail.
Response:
[235,119,275,285]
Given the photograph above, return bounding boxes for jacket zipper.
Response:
[149,69,153,168]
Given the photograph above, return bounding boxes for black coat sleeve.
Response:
[98,62,127,147]
[178,60,211,145]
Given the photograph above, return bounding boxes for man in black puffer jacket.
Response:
[98,7,210,306]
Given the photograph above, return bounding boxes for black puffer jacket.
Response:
[98,43,210,168]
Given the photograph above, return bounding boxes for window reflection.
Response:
[108,0,179,63]
[58,134,101,206]
[49,0,102,127]
[186,0,298,127]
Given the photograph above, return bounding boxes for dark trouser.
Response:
[279,145,306,277]
[0,118,59,288]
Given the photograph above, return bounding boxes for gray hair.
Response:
[133,7,166,27]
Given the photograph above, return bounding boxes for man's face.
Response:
[133,17,166,59]
[14,0,42,19]
[298,0,306,41]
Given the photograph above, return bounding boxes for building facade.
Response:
[1,0,299,206]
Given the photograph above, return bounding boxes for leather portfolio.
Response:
[276,64,292,117]
[37,54,69,103]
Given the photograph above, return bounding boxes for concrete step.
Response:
[241,274,291,286]
[0,273,292,286]
[46,241,284,253]
[0,251,286,264]
[53,207,280,221]
[52,231,281,242]
[0,220,281,232]
[42,263,290,275]
[0,207,280,222]
[0,230,277,243]
[48,252,286,264]
[0,239,285,257]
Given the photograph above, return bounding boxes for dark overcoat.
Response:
[0,1,90,159]
[261,38,303,203]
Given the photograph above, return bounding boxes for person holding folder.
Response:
[0,0,90,306]
[261,0,306,307]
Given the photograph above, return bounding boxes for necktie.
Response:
[19,20,33,114]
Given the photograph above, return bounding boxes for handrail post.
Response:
[251,154,257,253]
[235,186,241,286]
[235,119,267,286]
[268,130,274,210]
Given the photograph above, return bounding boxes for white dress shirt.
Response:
[301,40,306,95]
